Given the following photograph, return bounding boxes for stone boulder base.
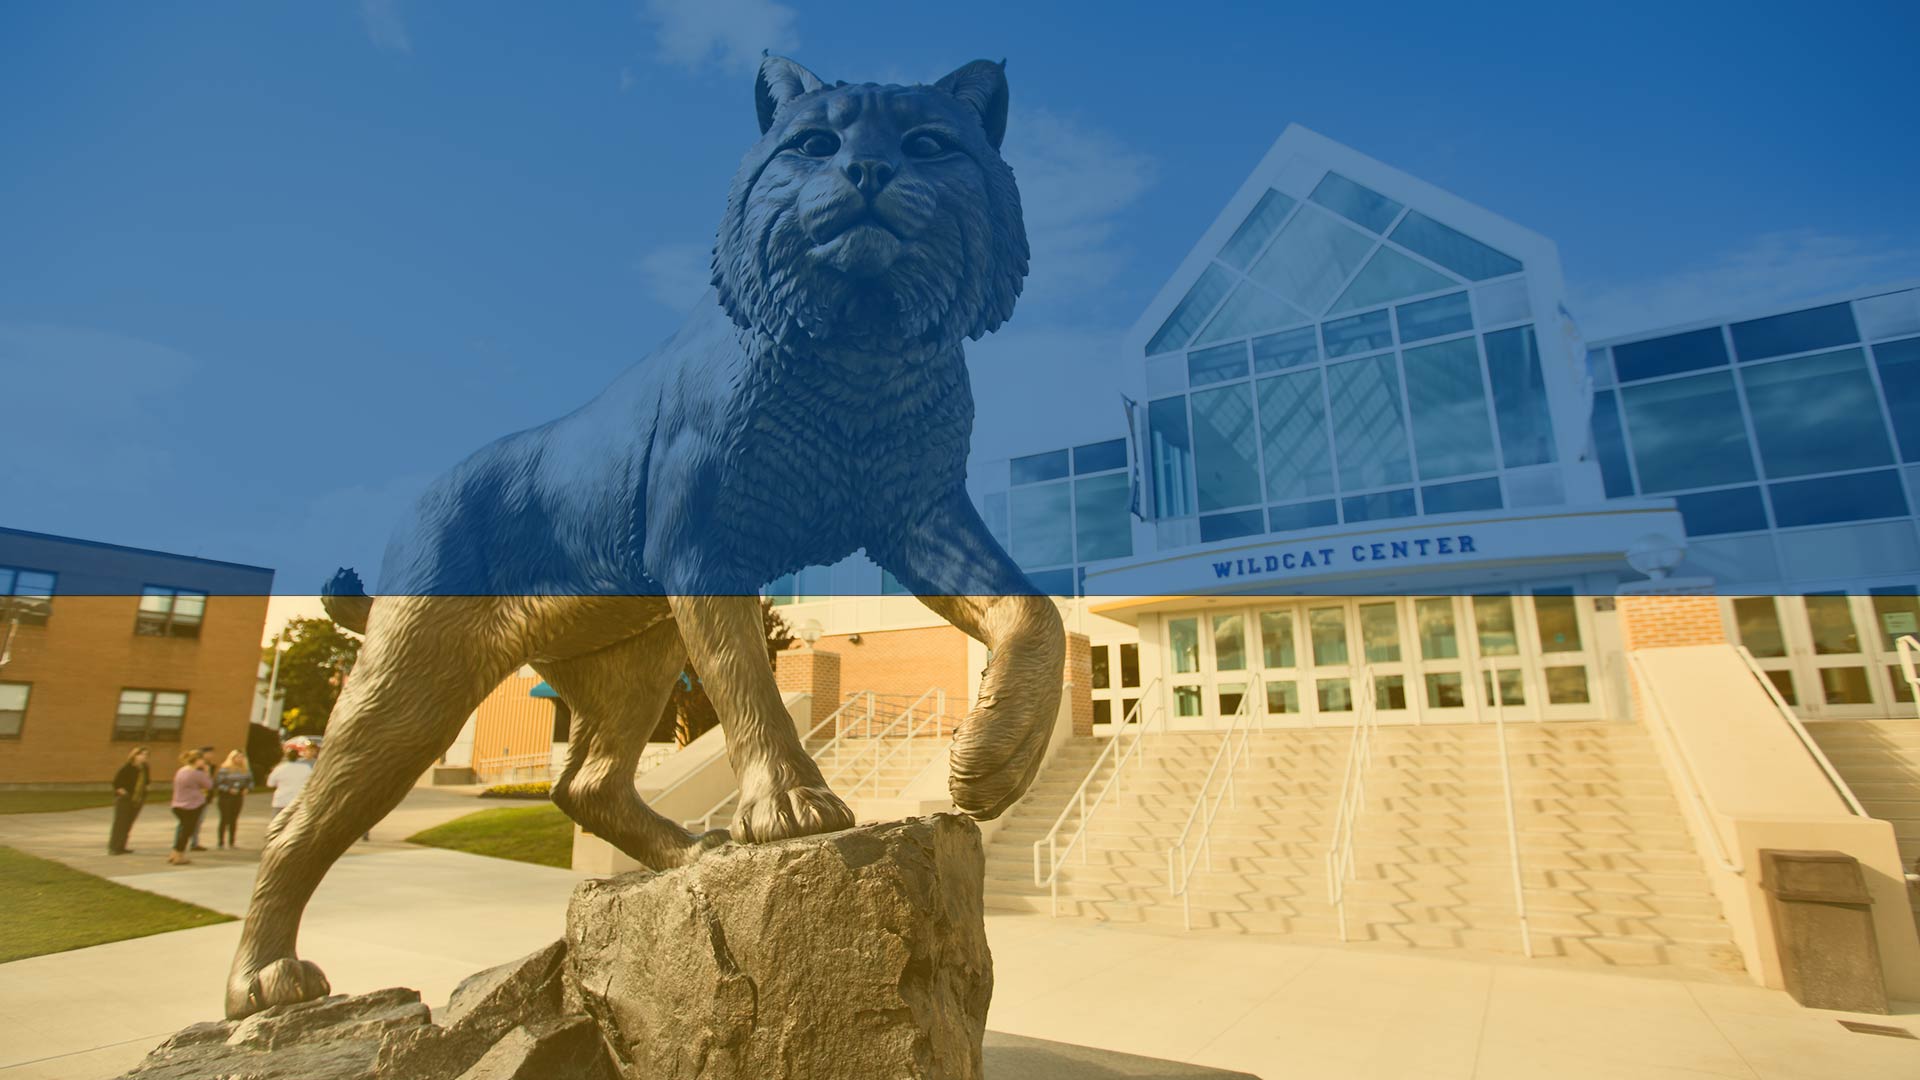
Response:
[568,813,992,1080]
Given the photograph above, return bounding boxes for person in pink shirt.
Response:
[169,749,213,865]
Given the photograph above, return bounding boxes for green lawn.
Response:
[406,803,574,868]
[0,846,234,963]
[0,786,206,815]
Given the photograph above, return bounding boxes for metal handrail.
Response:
[1485,663,1535,958]
[819,688,944,790]
[474,749,554,782]
[1324,669,1379,942]
[1031,678,1163,916]
[1900,635,1920,714]
[1626,652,1742,874]
[838,688,952,797]
[1166,678,1264,930]
[1736,646,1867,817]
[670,691,874,830]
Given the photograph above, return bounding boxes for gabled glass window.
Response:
[1010,449,1070,485]
[1321,309,1393,358]
[1329,248,1455,314]
[1269,500,1338,533]
[1257,370,1334,501]
[1620,371,1756,493]
[1252,326,1319,372]
[1309,173,1403,234]
[1730,303,1859,362]
[1405,338,1499,479]
[1611,327,1728,382]
[1217,189,1296,269]
[1388,211,1522,280]
[1147,264,1233,355]
[1246,207,1374,314]
[1195,282,1307,345]
[1422,477,1502,514]
[1327,355,1412,489]
[1484,326,1558,468]
[1742,349,1893,478]
[1191,384,1262,511]
[1396,292,1473,344]
[1200,509,1266,542]
[1343,489,1417,523]
[1187,342,1250,387]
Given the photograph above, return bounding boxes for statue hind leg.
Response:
[225,595,522,1019]
[538,619,729,870]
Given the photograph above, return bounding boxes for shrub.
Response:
[480,781,552,800]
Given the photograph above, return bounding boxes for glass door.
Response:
[1867,590,1920,714]
[1728,596,1800,708]
[1469,594,1534,722]
[1801,594,1881,718]
[1089,641,1143,734]
[1355,599,1412,724]
[1528,590,1604,721]
[1413,597,1474,724]
[1166,615,1208,730]
[1255,607,1308,727]
[1209,611,1252,724]
[1305,603,1357,725]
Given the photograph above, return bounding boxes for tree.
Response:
[266,616,362,736]
[663,599,793,746]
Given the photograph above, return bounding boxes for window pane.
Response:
[1484,326,1558,468]
[1188,342,1251,386]
[172,592,207,620]
[1246,207,1374,314]
[1396,292,1473,344]
[1321,309,1393,357]
[1730,303,1858,362]
[1675,487,1768,536]
[1310,172,1402,234]
[1805,595,1860,655]
[1269,500,1338,533]
[1405,338,1499,479]
[1856,290,1920,342]
[1388,211,1521,280]
[1213,614,1247,671]
[118,689,153,711]
[1196,285,1307,346]
[139,588,173,614]
[1869,589,1920,651]
[1170,618,1201,674]
[1872,339,1920,460]
[1266,680,1300,714]
[1200,509,1266,542]
[1091,647,1110,690]
[1192,384,1261,511]
[1147,264,1233,355]
[1218,189,1297,269]
[1309,606,1348,665]
[1358,602,1401,662]
[1611,327,1729,382]
[1415,599,1459,659]
[1743,349,1893,477]
[1534,593,1583,652]
[1425,672,1466,708]
[1120,643,1140,687]
[1327,355,1411,489]
[1073,439,1128,474]
[1073,473,1133,562]
[1252,325,1320,372]
[1317,678,1353,712]
[1257,370,1333,502]
[1148,397,1194,518]
[1219,682,1247,716]
[0,683,27,710]
[1174,685,1203,717]
[1421,477,1501,514]
[1474,596,1519,656]
[1260,611,1296,667]
[1011,450,1070,485]
[1766,670,1798,706]
[1375,674,1407,709]
[1009,482,1072,568]
[1769,470,1906,528]
[1591,391,1637,497]
[1733,597,1787,657]
[1329,248,1455,314]
[1819,667,1872,705]
[1093,699,1111,726]
[1342,489,1416,523]
[1483,668,1526,706]
[1620,372,1756,493]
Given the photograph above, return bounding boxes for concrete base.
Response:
[430,766,476,786]
[984,1032,1261,1078]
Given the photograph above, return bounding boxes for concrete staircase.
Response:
[986,721,1745,979]
[1804,717,1920,928]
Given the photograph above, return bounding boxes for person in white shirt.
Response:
[267,743,316,821]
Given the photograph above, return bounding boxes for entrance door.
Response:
[1731,593,1920,718]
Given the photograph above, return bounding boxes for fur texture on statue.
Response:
[224,55,1064,1020]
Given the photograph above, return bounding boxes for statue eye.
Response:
[794,131,840,157]
[903,132,949,159]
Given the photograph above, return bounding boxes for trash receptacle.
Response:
[1759,849,1887,1013]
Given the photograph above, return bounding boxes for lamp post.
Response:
[796,618,823,650]
[258,628,288,731]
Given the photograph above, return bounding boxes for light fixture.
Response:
[796,618,823,646]
[1625,533,1686,581]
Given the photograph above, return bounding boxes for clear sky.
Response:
[3,0,1916,594]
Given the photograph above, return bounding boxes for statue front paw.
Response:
[733,781,854,843]
[226,956,332,1019]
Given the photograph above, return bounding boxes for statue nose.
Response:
[844,158,894,198]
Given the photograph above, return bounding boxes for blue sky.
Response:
[3,0,1916,593]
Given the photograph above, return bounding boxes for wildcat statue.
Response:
[225,55,1062,1020]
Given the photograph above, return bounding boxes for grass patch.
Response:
[0,786,210,815]
[406,804,574,869]
[0,846,234,963]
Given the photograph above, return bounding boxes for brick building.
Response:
[0,527,272,787]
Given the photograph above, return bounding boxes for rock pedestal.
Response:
[568,813,992,1080]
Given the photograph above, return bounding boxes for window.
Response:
[1404,337,1499,479]
[1218,189,1296,269]
[1675,488,1768,536]
[1191,384,1262,511]
[1198,285,1306,346]
[1387,211,1521,280]
[1769,470,1907,528]
[0,567,56,625]
[1247,207,1374,314]
[1730,303,1858,362]
[1213,614,1247,671]
[1396,292,1473,344]
[1322,309,1394,358]
[1742,349,1893,478]
[1073,473,1133,562]
[0,682,27,739]
[1010,450,1069,485]
[1855,290,1920,342]
[1327,355,1411,489]
[1148,397,1195,518]
[1269,500,1337,533]
[136,587,208,639]
[1253,326,1320,372]
[1188,342,1250,387]
[115,689,187,741]
[1590,391,1636,498]
[1484,326,1558,468]
[1733,597,1787,657]
[1200,509,1265,542]
[1422,478,1501,514]
[1118,643,1140,687]
[1611,327,1728,382]
[1009,483,1072,568]
[1073,439,1128,474]
[1330,248,1454,314]
[1620,372,1756,493]
[1147,264,1232,355]
[1169,618,1201,674]
[1309,173,1402,234]
[1343,489,1416,523]
[1873,338,1920,460]
[1258,370,1334,502]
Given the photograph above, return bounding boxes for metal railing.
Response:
[1736,645,1868,817]
[1627,652,1742,874]
[1324,670,1379,942]
[669,691,875,831]
[1166,678,1264,930]
[829,687,953,798]
[473,749,555,784]
[1032,678,1163,916]
[1485,664,1535,958]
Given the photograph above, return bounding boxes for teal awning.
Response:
[529,681,559,699]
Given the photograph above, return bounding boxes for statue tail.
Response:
[320,567,373,635]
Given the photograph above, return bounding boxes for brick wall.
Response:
[773,647,842,732]
[1618,590,1729,652]
[1066,632,1094,737]
[0,594,268,786]
[813,625,970,707]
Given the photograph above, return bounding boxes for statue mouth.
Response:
[811,221,904,278]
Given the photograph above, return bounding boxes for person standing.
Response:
[188,745,215,851]
[214,751,251,849]
[267,741,315,824]
[168,749,212,865]
[108,747,150,855]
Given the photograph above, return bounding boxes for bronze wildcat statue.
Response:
[225,55,1063,1019]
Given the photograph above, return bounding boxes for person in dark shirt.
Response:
[108,747,150,855]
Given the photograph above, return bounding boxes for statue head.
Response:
[713,56,1029,356]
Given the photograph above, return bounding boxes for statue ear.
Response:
[756,54,825,134]
[934,59,1009,150]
